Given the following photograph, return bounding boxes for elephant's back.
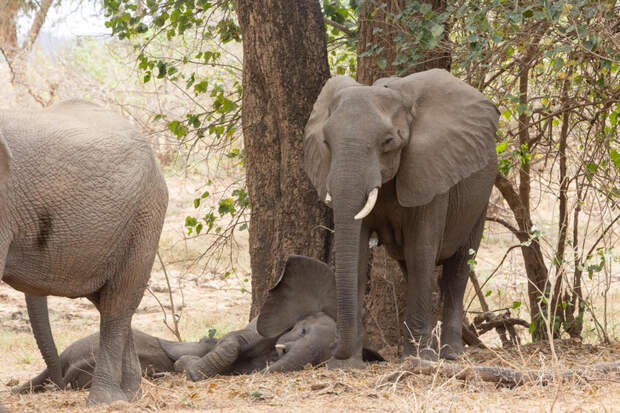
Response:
[0,105,167,296]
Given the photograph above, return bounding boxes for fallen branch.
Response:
[475,317,530,335]
[473,310,529,347]
[383,358,620,388]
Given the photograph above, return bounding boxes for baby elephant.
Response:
[17,255,382,389]
[13,331,218,393]
[170,255,342,380]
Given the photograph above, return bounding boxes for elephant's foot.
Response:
[87,385,129,405]
[326,356,366,370]
[439,333,465,361]
[122,385,142,402]
[121,369,143,401]
[402,336,439,361]
[174,356,206,382]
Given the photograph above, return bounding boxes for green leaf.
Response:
[430,23,444,38]
[376,57,387,70]
[193,198,201,208]
[610,148,620,169]
[511,301,521,309]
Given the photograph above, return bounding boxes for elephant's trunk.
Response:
[268,342,321,373]
[26,295,65,390]
[331,172,368,360]
[267,347,307,373]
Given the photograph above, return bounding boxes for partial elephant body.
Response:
[302,69,499,363]
[0,100,169,404]
[15,256,383,390]
[13,330,207,393]
[174,255,383,381]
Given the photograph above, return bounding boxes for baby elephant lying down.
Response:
[16,255,382,391]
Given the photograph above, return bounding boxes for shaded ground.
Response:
[2,174,620,412]
[4,341,620,412]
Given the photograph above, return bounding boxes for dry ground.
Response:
[1,170,620,412]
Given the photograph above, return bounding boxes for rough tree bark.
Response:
[356,0,451,359]
[0,0,54,61]
[1,0,57,107]
[0,0,20,58]
[235,0,333,318]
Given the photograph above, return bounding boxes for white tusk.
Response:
[275,344,286,350]
[325,192,332,204]
[354,187,379,220]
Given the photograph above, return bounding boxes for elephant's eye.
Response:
[383,137,393,145]
[301,328,307,335]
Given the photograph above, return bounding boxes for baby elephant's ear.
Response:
[257,255,335,338]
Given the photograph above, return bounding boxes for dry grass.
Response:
[4,341,620,412]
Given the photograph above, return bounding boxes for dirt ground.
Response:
[2,173,620,412]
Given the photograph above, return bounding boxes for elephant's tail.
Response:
[11,368,51,394]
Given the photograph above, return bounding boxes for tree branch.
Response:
[324,17,354,37]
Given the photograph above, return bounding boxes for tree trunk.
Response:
[0,0,20,59]
[235,0,332,319]
[356,0,451,359]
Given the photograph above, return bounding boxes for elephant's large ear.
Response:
[257,255,335,338]
[0,132,11,195]
[375,69,499,207]
[304,76,360,200]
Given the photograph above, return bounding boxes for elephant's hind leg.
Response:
[438,211,486,360]
[88,237,157,403]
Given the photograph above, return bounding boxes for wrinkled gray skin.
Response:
[0,100,168,404]
[16,256,382,388]
[169,313,338,381]
[172,255,341,380]
[295,69,499,365]
[12,329,216,393]
[24,295,64,391]
[172,255,382,381]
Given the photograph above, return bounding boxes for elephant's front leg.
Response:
[402,251,436,360]
[402,199,447,360]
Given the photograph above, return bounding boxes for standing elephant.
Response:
[265,69,499,364]
[0,100,168,404]
[14,255,383,389]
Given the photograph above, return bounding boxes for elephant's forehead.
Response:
[334,85,401,105]
[330,86,404,121]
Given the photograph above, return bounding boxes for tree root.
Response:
[383,358,620,388]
